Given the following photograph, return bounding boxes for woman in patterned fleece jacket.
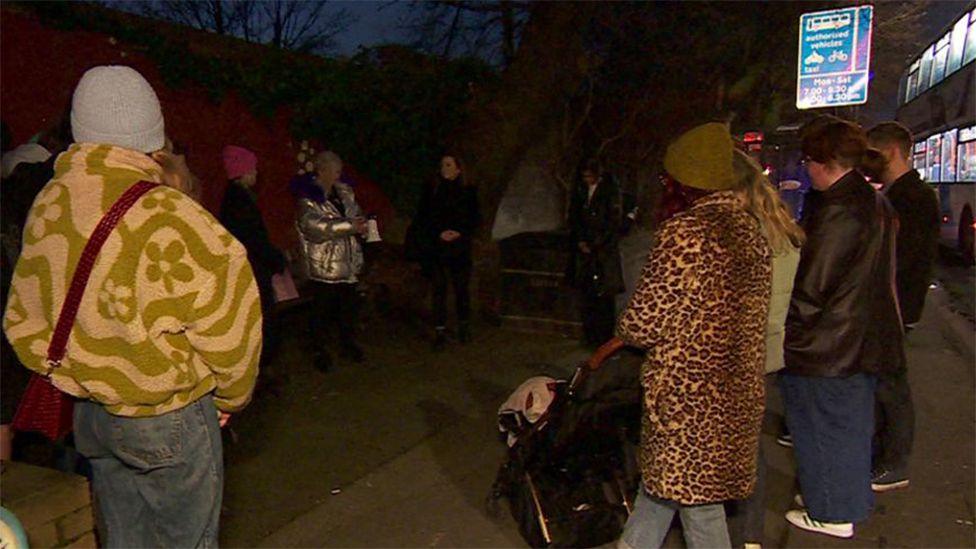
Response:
[4,143,261,415]
[3,66,261,547]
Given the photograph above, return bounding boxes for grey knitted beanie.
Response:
[70,66,165,153]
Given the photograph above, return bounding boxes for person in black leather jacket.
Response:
[780,116,903,539]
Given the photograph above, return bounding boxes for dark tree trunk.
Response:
[500,1,516,66]
[273,1,284,48]
[459,2,596,231]
[442,5,462,58]
[453,3,599,316]
[213,0,224,35]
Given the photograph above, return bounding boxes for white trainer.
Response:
[793,494,805,507]
[785,510,853,539]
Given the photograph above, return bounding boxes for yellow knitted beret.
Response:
[663,122,735,191]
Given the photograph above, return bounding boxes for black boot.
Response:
[458,322,471,344]
[432,327,447,351]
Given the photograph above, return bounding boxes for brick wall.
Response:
[1,462,96,548]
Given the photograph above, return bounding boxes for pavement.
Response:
[222,268,975,548]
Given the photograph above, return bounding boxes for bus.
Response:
[895,3,976,264]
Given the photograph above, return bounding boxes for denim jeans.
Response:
[618,488,731,549]
[74,394,223,548]
[779,373,876,523]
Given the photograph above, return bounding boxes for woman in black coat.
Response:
[414,154,481,350]
[219,145,286,366]
[567,159,624,347]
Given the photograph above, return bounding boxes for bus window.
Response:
[931,33,951,86]
[947,13,969,74]
[905,57,922,103]
[906,69,919,102]
[919,46,935,93]
[913,141,927,174]
[959,128,976,182]
[943,129,958,182]
[965,11,976,65]
[927,134,943,182]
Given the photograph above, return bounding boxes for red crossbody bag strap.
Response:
[46,180,159,369]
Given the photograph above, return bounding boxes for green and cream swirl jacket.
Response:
[3,144,261,417]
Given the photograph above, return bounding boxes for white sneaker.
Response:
[785,510,853,538]
[793,493,804,507]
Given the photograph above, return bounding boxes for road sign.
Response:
[796,5,874,109]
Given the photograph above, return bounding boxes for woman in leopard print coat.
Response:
[616,123,771,548]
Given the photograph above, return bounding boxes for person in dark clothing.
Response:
[780,116,904,539]
[568,159,624,347]
[1,118,72,461]
[219,145,287,369]
[866,122,940,492]
[414,154,480,350]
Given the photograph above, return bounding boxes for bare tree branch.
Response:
[400,0,530,65]
[105,0,355,54]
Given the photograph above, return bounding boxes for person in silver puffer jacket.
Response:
[292,151,367,370]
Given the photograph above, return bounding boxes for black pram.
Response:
[490,340,643,548]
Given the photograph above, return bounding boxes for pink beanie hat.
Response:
[222,145,257,180]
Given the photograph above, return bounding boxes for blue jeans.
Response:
[74,395,223,548]
[779,373,875,523]
[619,488,731,549]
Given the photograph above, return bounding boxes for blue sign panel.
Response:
[797,5,874,109]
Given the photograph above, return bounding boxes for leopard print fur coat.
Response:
[617,192,771,505]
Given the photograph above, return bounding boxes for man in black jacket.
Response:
[866,122,940,492]
[780,117,904,539]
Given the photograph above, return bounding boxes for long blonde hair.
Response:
[150,148,200,201]
[732,149,804,253]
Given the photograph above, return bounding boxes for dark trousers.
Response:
[728,434,767,546]
[430,256,471,328]
[779,373,876,523]
[307,281,359,354]
[580,291,616,346]
[257,287,280,370]
[874,366,914,472]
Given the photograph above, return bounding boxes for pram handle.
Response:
[569,337,627,393]
[586,338,626,371]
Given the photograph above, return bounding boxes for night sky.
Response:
[331,1,413,55]
[329,1,970,56]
